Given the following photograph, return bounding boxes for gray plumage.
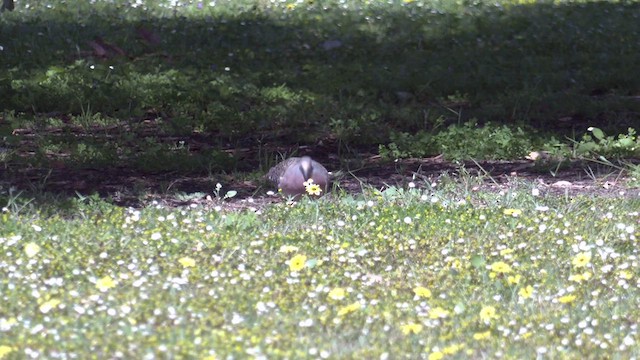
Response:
[267,156,329,197]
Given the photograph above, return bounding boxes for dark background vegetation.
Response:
[1,0,639,202]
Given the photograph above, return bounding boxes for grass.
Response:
[1,1,640,358]
[0,183,639,358]
[1,0,640,172]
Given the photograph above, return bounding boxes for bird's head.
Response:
[298,156,314,181]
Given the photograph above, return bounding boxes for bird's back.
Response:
[266,157,303,184]
[267,156,329,197]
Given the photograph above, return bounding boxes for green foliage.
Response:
[378,131,435,159]
[1,184,639,358]
[2,0,640,173]
[212,182,237,200]
[330,110,389,147]
[575,127,640,159]
[71,141,120,167]
[626,162,640,187]
[130,138,235,173]
[380,121,536,160]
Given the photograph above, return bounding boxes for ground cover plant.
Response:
[1,0,640,176]
[0,184,639,358]
[1,0,640,359]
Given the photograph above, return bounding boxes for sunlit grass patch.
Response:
[0,183,638,357]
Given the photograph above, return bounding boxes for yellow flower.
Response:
[328,287,346,301]
[304,179,322,196]
[202,356,216,360]
[289,254,307,272]
[0,346,14,359]
[518,285,534,299]
[618,270,633,280]
[95,275,116,292]
[178,257,196,268]
[490,261,512,274]
[39,298,61,314]
[306,184,322,196]
[400,323,423,335]
[499,248,514,256]
[413,286,432,298]
[503,208,522,217]
[428,351,444,360]
[24,242,41,258]
[449,258,462,269]
[428,307,450,319]
[558,295,576,304]
[507,274,521,284]
[479,305,497,322]
[473,331,491,340]
[568,271,592,283]
[568,274,582,282]
[442,343,465,355]
[571,252,592,268]
[337,302,361,316]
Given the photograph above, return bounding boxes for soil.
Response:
[1,145,638,210]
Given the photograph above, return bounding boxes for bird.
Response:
[267,156,329,197]
[1,0,14,12]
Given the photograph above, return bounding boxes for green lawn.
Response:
[1,1,640,358]
[1,185,639,358]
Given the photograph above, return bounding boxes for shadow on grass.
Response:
[0,1,639,204]
[2,1,639,129]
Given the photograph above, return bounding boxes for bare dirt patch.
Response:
[2,148,638,210]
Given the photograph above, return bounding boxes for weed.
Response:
[575,127,639,159]
[380,121,537,161]
[212,182,237,200]
[2,0,639,174]
[2,175,639,358]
